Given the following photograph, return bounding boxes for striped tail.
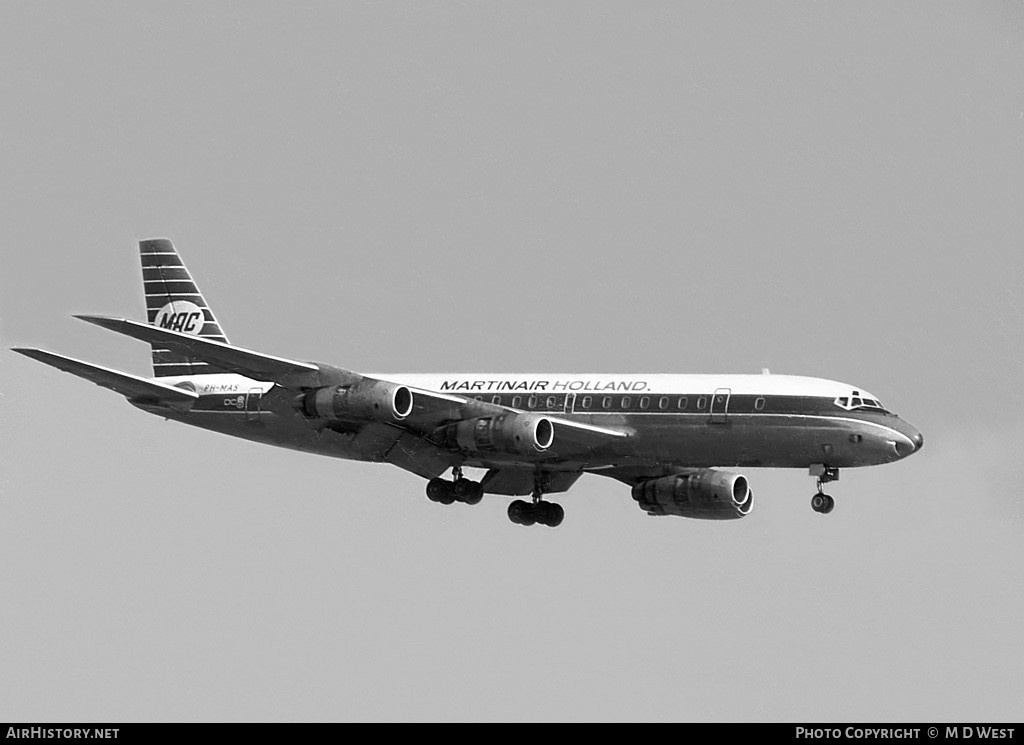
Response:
[140,238,229,377]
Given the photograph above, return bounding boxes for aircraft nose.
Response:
[897,420,924,457]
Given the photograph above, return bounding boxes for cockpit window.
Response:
[834,391,887,412]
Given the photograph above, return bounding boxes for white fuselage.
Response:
[146,371,922,474]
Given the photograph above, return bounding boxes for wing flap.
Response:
[480,469,583,496]
[547,416,631,453]
[74,315,323,387]
[404,387,631,438]
[402,386,494,426]
[12,348,198,411]
[397,385,632,455]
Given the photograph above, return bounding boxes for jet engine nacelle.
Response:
[298,380,413,423]
[446,413,554,455]
[631,469,753,520]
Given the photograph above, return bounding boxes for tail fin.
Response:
[140,238,229,377]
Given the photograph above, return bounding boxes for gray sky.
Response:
[2,1,1023,722]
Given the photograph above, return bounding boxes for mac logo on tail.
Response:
[154,301,205,335]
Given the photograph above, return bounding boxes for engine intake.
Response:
[298,381,413,423]
[631,469,753,520]
[445,413,554,455]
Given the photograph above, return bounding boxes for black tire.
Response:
[453,478,483,505]
[426,478,445,502]
[546,502,565,527]
[811,493,826,513]
[508,499,530,525]
[462,481,484,506]
[822,494,835,514]
[508,499,536,526]
[427,478,455,505]
[533,502,551,526]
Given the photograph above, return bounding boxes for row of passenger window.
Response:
[470,394,768,412]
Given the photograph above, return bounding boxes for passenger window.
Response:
[546,396,557,409]
[754,397,766,411]
[659,397,669,410]
[474,396,483,402]
[602,396,612,409]
[512,396,522,408]
[528,396,537,409]
[621,396,631,409]
[696,397,707,410]
[582,396,592,409]
[640,397,650,410]
[491,395,501,405]
[677,396,688,410]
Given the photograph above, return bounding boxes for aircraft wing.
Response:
[75,315,324,388]
[393,383,631,452]
[398,384,626,433]
[11,348,198,411]
[74,315,631,454]
[400,385,476,422]
[545,416,632,457]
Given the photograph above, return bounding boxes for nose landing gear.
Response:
[811,492,835,514]
[810,465,839,515]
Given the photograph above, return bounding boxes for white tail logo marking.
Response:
[155,301,204,335]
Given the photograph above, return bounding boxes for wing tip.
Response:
[73,314,125,330]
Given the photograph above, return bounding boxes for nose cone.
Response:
[895,419,924,458]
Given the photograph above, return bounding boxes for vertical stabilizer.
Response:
[140,238,228,377]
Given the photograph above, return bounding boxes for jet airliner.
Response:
[13,239,923,527]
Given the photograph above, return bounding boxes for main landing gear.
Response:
[810,465,839,515]
[507,474,564,528]
[425,467,483,506]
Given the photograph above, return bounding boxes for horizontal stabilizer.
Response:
[12,348,199,411]
[74,315,323,388]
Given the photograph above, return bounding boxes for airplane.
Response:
[12,239,923,527]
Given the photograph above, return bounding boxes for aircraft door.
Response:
[709,388,731,424]
[245,388,262,423]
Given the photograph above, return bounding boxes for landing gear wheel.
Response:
[508,499,563,527]
[811,493,834,514]
[426,478,455,505]
[508,500,535,526]
[539,502,564,527]
[809,465,840,515]
[453,478,483,505]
